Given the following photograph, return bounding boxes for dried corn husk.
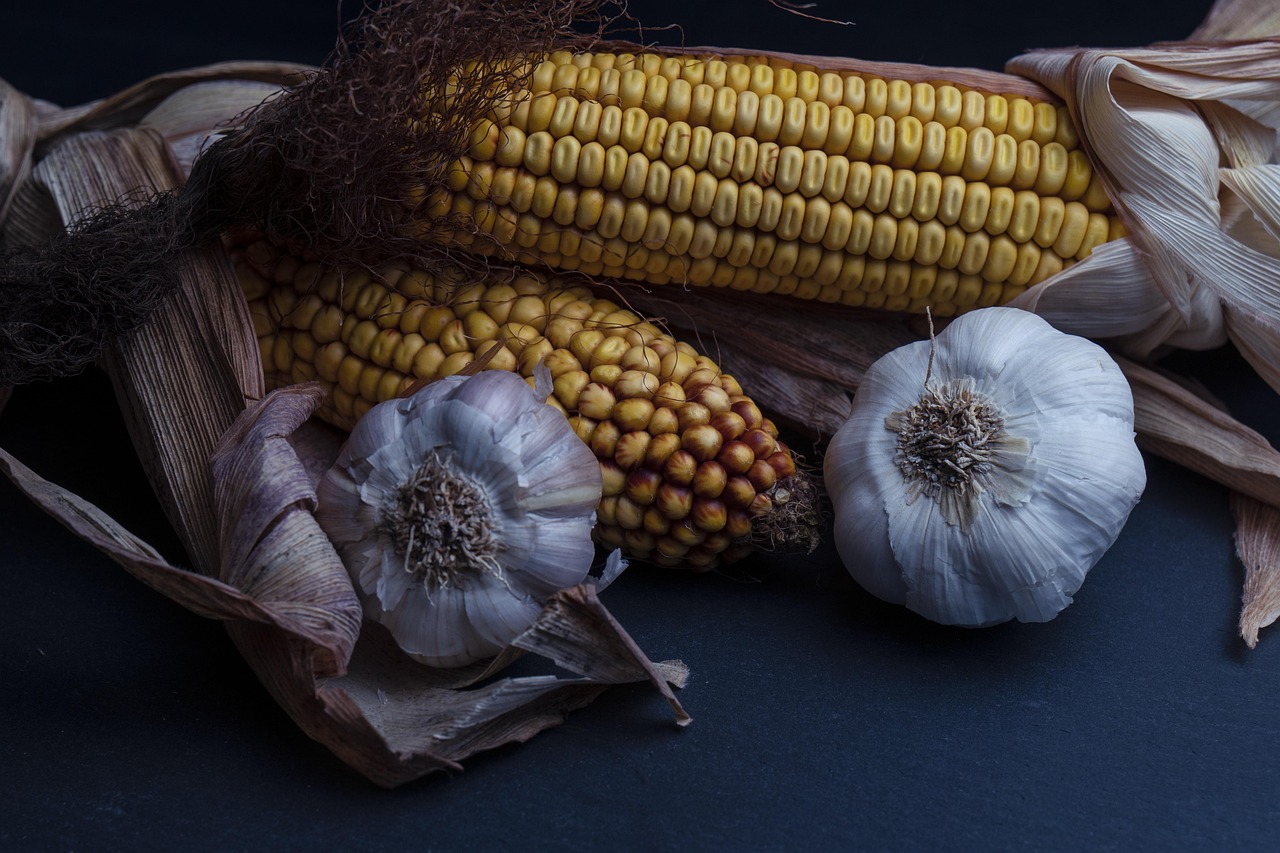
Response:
[0,66,687,787]
[1000,0,1280,389]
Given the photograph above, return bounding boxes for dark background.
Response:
[3,0,1272,849]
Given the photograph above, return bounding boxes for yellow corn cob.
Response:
[416,51,1125,316]
[233,236,809,570]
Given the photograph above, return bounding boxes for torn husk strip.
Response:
[1231,494,1280,648]
[0,73,687,785]
[1118,354,1280,648]
[27,61,310,143]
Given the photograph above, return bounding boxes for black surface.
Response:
[2,0,1271,849]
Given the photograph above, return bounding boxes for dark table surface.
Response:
[3,0,1273,849]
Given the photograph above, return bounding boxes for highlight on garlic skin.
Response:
[315,369,604,667]
[824,307,1146,627]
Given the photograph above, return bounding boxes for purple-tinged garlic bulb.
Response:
[317,370,603,666]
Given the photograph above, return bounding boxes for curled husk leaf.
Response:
[316,369,604,667]
[1006,32,1280,394]
[824,308,1146,627]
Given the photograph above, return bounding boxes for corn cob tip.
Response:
[748,468,823,557]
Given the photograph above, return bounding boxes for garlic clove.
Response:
[379,582,496,667]
[462,582,543,652]
[499,407,602,512]
[375,543,418,612]
[512,519,604,595]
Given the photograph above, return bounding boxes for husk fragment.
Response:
[19,127,262,569]
[1231,494,1280,648]
[1111,356,1280,648]
[0,79,36,225]
[0,68,687,786]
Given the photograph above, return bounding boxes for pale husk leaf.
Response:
[0,78,36,225]
[139,79,293,174]
[1006,38,1280,391]
[9,127,258,570]
[1116,357,1280,509]
[31,60,311,142]
[1117,357,1280,648]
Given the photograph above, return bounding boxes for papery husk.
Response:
[0,67,687,786]
[1005,6,1280,379]
[1114,356,1280,648]
[1116,357,1280,510]
[0,79,36,224]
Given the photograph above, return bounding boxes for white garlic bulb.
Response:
[315,370,603,667]
[824,307,1146,627]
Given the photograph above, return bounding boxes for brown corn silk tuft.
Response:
[0,194,188,385]
[182,0,633,269]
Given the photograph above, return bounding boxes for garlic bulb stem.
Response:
[381,452,501,590]
[888,377,1031,531]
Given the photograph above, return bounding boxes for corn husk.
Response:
[0,66,687,787]
[1006,38,1280,370]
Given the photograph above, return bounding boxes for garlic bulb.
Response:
[823,307,1146,627]
[315,369,603,667]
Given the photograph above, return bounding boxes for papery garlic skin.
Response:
[316,370,603,667]
[824,307,1146,627]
